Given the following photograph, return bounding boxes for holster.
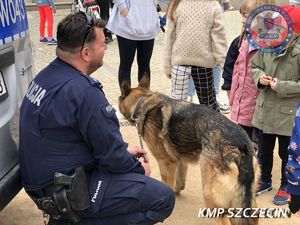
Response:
[26,167,90,224]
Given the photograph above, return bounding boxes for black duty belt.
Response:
[25,167,90,225]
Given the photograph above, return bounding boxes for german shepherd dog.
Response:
[119,75,260,225]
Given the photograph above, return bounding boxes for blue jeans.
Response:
[188,76,195,96]
[213,64,221,96]
[188,64,221,96]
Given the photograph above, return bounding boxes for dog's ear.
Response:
[120,79,131,99]
[138,72,150,89]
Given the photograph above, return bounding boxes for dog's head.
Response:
[119,73,153,123]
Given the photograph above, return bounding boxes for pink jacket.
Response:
[229,39,260,127]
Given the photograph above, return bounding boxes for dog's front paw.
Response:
[174,185,185,195]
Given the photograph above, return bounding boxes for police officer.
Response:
[19,12,175,225]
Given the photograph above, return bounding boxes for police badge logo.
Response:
[264,18,275,30]
[245,4,294,54]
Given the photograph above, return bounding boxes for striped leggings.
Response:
[171,65,219,111]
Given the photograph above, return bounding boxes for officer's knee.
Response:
[153,184,175,221]
[163,186,176,218]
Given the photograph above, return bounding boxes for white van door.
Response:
[0,0,35,210]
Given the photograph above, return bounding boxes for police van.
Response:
[0,0,35,210]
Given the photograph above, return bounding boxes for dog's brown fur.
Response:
[119,75,260,225]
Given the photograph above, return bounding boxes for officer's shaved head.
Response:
[57,12,105,53]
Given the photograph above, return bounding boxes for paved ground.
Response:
[0,8,298,225]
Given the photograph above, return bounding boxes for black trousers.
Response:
[191,66,218,111]
[116,35,155,88]
[95,0,111,37]
[80,173,175,225]
[239,124,259,143]
[257,130,290,186]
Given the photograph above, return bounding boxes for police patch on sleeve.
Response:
[100,104,116,118]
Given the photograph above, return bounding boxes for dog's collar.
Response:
[131,96,148,150]
[131,96,148,121]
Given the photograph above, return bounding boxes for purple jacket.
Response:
[229,39,259,127]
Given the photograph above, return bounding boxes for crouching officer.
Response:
[19,12,175,225]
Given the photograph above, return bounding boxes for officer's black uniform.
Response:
[19,58,175,224]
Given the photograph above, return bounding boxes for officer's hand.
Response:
[289,194,300,214]
[127,144,149,162]
[139,157,151,176]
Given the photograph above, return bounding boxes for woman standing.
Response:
[106,0,160,89]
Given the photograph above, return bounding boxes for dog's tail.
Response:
[230,143,260,225]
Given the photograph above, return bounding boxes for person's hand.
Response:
[259,74,273,86]
[289,194,300,214]
[139,157,151,176]
[52,8,56,14]
[127,144,149,162]
[166,74,171,79]
[120,8,129,17]
[270,78,277,91]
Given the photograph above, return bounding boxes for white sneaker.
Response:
[216,96,230,114]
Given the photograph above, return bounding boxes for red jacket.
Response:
[229,39,260,127]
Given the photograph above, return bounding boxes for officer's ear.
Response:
[80,47,90,62]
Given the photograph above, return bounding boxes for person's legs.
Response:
[278,135,290,185]
[38,6,46,39]
[136,39,155,82]
[96,0,110,20]
[192,66,218,111]
[273,135,290,205]
[239,124,253,140]
[117,36,137,88]
[170,66,191,100]
[187,77,195,102]
[256,131,276,195]
[44,6,54,39]
[81,173,175,225]
[96,0,112,43]
[213,65,230,113]
[213,64,221,97]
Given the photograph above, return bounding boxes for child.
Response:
[163,0,227,111]
[187,0,231,114]
[33,0,57,45]
[229,0,275,140]
[286,101,300,216]
[252,4,300,205]
[285,2,300,216]
[221,36,240,98]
